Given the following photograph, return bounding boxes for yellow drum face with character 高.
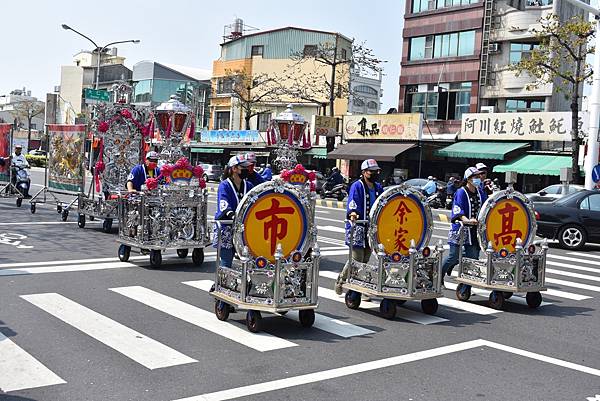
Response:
[242,191,307,262]
[375,194,426,256]
[484,198,531,253]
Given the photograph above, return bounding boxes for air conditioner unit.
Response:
[480,106,495,113]
[488,43,500,53]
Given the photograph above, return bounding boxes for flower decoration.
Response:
[98,121,109,133]
[174,157,191,170]
[120,109,132,119]
[140,126,149,137]
[199,178,207,189]
[309,181,316,192]
[307,171,316,181]
[145,177,159,191]
[95,161,105,173]
[192,165,204,178]
[159,163,174,177]
[280,163,316,191]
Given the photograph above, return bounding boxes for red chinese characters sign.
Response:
[375,195,426,256]
[484,198,531,253]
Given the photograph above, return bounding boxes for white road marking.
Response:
[0,261,133,276]
[545,277,600,292]
[183,280,373,339]
[543,288,592,301]
[317,236,347,246]
[546,260,600,274]
[567,251,600,260]
[20,293,196,369]
[444,282,552,307]
[436,297,501,315]
[547,268,600,283]
[317,225,346,233]
[171,338,600,401]
[546,254,600,267]
[112,285,296,352]
[0,332,66,392]
[0,221,100,226]
[315,216,345,223]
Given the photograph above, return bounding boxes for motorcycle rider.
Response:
[325,167,344,191]
[335,159,384,295]
[244,152,265,186]
[126,151,161,193]
[11,145,31,197]
[260,163,273,181]
[423,176,437,196]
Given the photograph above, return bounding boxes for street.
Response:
[1,180,600,401]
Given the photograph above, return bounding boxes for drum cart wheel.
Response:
[61,209,69,221]
[488,290,505,310]
[421,298,439,315]
[149,250,162,268]
[344,290,361,310]
[192,248,204,266]
[298,309,315,327]
[30,203,36,214]
[16,197,22,207]
[78,214,86,228]
[215,300,230,321]
[102,218,113,233]
[456,283,471,301]
[246,310,262,333]
[118,245,130,262]
[177,249,189,258]
[379,298,397,320]
[526,291,543,308]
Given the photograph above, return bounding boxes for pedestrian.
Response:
[126,151,160,193]
[260,163,273,181]
[441,167,488,293]
[423,175,437,196]
[335,159,384,295]
[213,155,254,268]
[244,152,265,186]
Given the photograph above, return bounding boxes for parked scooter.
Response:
[12,162,31,207]
[425,187,446,209]
[320,180,347,201]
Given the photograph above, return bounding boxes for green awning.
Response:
[493,155,573,176]
[435,141,529,160]
[191,148,223,154]
[304,147,327,159]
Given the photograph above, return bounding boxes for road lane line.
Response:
[0,332,66,392]
[543,288,591,301]
[20,293,196,369]
[317,225,346,233]
[567,251,600,260]
[0,221,101,226]
[545,277,600,292]
[547,254,600,267]
[546,268,600,282]
[183,280,373,339]
[112,285,296,352]
[171,339,487,401]
[546,260,600,274]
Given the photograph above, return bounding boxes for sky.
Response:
[0,0,404,111]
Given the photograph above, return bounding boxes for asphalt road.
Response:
[1,175,600,401]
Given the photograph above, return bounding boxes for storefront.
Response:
[190,129,271,167]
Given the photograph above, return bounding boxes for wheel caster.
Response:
[526,291,543,308]
[488,290,505,310]
[89,216,95,221]
[102,218,113,233]
[215,300,230,321]
[177,249,188,258]
[344,290,361,310]
[456,283,471,301]
[16,197,22,207]
[30,203,36,214]
[61,209,69,222]
[298,309,315,327]
[192,248,204,266]
[421,298,439,315]
[379,298,397,320]
[246,310,262,333]
[78,214,86,228]
[118,244,131,262]
[503,292,513,300]
[278,310,288,316]
[149,250,162,268]
[57,205,62,213]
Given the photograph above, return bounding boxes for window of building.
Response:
[409,30,475,60]
[367,101,378,110]
[505,98,545,112]
[355,85,378,95]
[353,98,365,107]
[257,112,271,131]
[215,111,230,130]
[406,82,472,120]
[216,77,235,94]
[412,0,478,13]
[251,45,264,56]
[526,0,552,6]
[341,48,347,60]
[303,45,318,56]
[133,79,152,103]
[510,43,539,63]
[152,79,188,104]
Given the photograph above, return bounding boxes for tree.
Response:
[288,39,384,117]
[222,68,282,130]
[510,14,594,183]
[11,100,45,150]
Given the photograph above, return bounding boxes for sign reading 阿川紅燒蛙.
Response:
[460,112,589,141]
[343,113,423,141]
[200,130,262,144]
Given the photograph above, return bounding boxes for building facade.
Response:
[348,67,383,114]
[0,88,45,150]
[132,61,211,132]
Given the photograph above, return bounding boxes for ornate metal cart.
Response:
[116,157,210,267]
[78,84,150,232]
[343,184,444,319]
[211,170,320,333]
[454,182,548,310]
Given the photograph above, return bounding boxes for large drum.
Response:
[455,185,548,310]
[344,184,444,319]
[211,166,319,333]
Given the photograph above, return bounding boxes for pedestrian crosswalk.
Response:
[3,247,600,393]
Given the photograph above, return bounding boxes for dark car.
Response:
[201,164,224,182]
[535,190,600,250]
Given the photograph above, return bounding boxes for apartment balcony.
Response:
[482,69,552,98]
[490,5,553,42]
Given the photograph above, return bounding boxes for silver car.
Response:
[201,164,224,182]
[525,184,584,203]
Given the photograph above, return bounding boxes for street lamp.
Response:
[61,24,140,90]
[560,1,600,189]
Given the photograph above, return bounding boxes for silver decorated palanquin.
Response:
[344,184,444,318]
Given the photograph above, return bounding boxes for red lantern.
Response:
[278,121,289,140]
[157,113,170,131]
[174,113,187,132]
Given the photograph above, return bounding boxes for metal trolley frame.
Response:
[211,180,320,333]
[454,186,548,310]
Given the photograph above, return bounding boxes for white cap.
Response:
[245,152,257,164]
[361,159,380,171]
[427,175,433,180]
[464,167,482,180]
[146,151,159,160]
[228,155,250,168]
[476,162,488,171]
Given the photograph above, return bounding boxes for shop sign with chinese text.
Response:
[343,113,423,141]
[312,115,338,137]
[460,112,589,141]
[200,130,262,143]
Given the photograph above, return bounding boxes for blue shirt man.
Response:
[127,151,160,192]
[423,176,437,195]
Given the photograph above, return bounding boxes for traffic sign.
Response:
[592,164,600,183]
[84,88,110,104]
